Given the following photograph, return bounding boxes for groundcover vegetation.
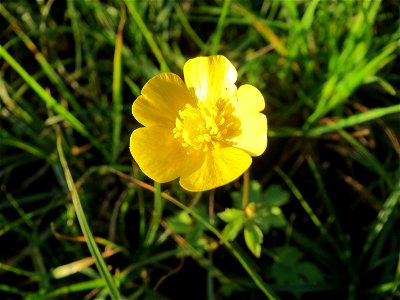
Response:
[0,0,399,299]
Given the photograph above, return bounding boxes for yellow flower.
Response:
[130,56,267,192]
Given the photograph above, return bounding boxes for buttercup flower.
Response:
[130,56,267,192]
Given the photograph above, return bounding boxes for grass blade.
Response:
[338,129,389,185]
[210,0,231,55]
[0,45,110,160]
[174,4,208,53]
[233,2,288,56]
[56,130,123,300]
[306,104,400,136]
[0,128,49,161]
[124,0,169,71]
[361,181,400,260]
[144,182,164,247]
[110,170,279,299]
[268,104,400,138]
[66,0,82,72]
[111,5,126,163]
[0,5,83,115]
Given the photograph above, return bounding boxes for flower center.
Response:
[173,100,241,152]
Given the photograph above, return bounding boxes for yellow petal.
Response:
[236,84,265,115]
[234,113,268,156]
[233,84,268,156]
[183,55,237,105]
[132,73,196,127]
[130,127,202,183]
[180,147,251,192]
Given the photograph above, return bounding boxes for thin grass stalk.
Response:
[66,0,82,72]
[163,193,278,299]
[109,169,279,299]
[174,4,208,53]
[56,131,124,300]
[0,45,110,160]
[144,182,164,246]
[210,0,231,55]
[0,5,82,114]
[124,0,169,71]
[111,5,126,163]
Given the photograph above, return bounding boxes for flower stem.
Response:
[112,170,279,299]
[242,169,250,209]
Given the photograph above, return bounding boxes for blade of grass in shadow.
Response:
[233,2,288,56]
[275,167,323,230]
[0,5,82,115]
[275,166,345,258]
[66,0,82,72]
[44,279,105,299]
[144,182,164,247]
[174,4,208,53]
[306,156,354,276]
[210,0,231,55]
[0,284,26,298]
[125,76,141,97]
[395,252,400,296]
[56,130,124,300]
[124,0,169,71]
[0,262,40,281]
[360,181,400,265]
[0,128,49,161]
[0,45,110,160]
[109,169,279,299]
[0,74,32,123]
[5,191,34,229]
[338,129,389,186]
[111,5,126,163]
[163,196,278,299]
[207,258,216,300]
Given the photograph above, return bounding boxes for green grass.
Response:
[1,0,399,299]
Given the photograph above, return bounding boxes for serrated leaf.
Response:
[270,246,324,287]
[263,185,290,208]
[249,180,263,203]
[256,213,286,232]
[165,211,192,234]
[244,222,263,257]
[230,191,242,209]
[297,262,324,284]
[222,219,244,242]
[218,208,244,222]
[274,246,304,266]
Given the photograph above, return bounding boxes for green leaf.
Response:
[248,181,263,203]
[270,246,324,286]
[218,208,244,222]
[166,211,192,234]
[297,262,324,284]
[244,222,263,257]
[263,185,290,208]
[221,219,244,242]
[255,208,286,233]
